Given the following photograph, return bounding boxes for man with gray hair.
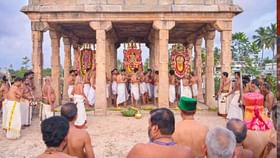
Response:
[205,127,236,158]
[226,119,253,158]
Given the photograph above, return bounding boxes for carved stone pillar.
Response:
[194,38,204,102]
[73,41,79,69]
[49,30,61,105]
[31,22,48,99]
[90,21,112,116]
[204,31,216,108]
[62,36,72,102]
[153,21,175,107]
[31,30,43,98]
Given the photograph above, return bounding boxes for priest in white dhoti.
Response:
[20,78,34,126]
[41,77,56,120]
[225,72,243,120]
[130,68,141,106]
[169,70,176,107]
[216,72,231,117]
[116,69,128,107]
[181,75,193,98]
[72,76,87,128]
[4,78,23,139]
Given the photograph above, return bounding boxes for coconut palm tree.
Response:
[253,27,267,62]
[232,32,250,61]
[265,23,276,70]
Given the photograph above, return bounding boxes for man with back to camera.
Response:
[61,102,95,158]
[37,116,76,158]
[127,108,195,158]
[173,97,209,158]
[204,127,236,158]
[226,119,253,158]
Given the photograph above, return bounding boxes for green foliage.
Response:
[43,68,51,77]
[117,59,123,71]
[214,47,220,66]
[265,74,277,95]
[214,77,220,94]
[241,57,261,76]
[143,58,149,72]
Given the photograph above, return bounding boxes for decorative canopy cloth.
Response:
[170,44,191,79]
[76,43,96,76]
[123,40,143,74]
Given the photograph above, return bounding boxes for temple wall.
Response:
[28,0,233,6]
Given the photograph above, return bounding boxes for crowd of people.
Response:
[0,68,278,158]
[216,71,277,120]
[37,97,277,158]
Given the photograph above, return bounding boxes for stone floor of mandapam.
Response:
[0,108,226,158]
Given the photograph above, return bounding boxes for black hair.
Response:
[169,70,175,75]
[2,76,8,82]
[190,72,195,76]
[234,72,240,77]
[41,116,69,147]
[263,82,271,90]
[14,77,23,83]
[147,69,152,72]
[69,70,76,74]
[251,79,259,87]
[121,69,126,72]
[226,118,247,143]
[155,71,159,75]
[222,72,229,78]
[150,108,175,135]
[24,71,34,78]
[61,103,78,122]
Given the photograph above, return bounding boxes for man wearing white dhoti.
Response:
[190,72,198,99]
[216,72,231,118]
[20,78,33,126]
[226,72,243,120]
[88,72,96,106]
[72,76,88,128]
[153,71,159,105]
[4,78,23,139]
[111,69,118,105]
[68,70,77,101]
[181,74,192,98]
[139,71,148,105]
[169,70,176,107]
[42,77,56,120]
[116,69,128,107]
[131,68,140,106]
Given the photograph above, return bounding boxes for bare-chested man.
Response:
[0,76,10,110]
[169,70,176,108]
[111,69,118,105]
[72,76,88,128]
[130,68,140,107]
[181,74,192,98]
[42,77,56,120]
[127,108,195,158]
[216,72,231,117]
[153,71,159,105]
[68,70,77,101]
[37,116,77,158]
[61,103,95,158]
[116,69,128,107]
[225,72,242,120]
[190,72,198,99]
[24,71,35,91]
[20,77,34,126]
[173,97,209,158]
[261,82,276,117]
[226,119,253,158]
[87,71,96,107]
[3,77,23,139]
[145,69,153,102]
[250,79,261,93]
[139,71,148,105]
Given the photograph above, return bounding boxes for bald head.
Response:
[61,103,77,122]
[226,119,247,144]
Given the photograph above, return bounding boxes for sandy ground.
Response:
[0,110,226,158]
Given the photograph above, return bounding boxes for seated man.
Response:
[205,127,236,158]
[37,116,76,158]
[226,119,253,158]
[61,103,95,158]
[127,108,195,158]
[173,97,209,158]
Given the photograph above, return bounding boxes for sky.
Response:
[0,0,276,69]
